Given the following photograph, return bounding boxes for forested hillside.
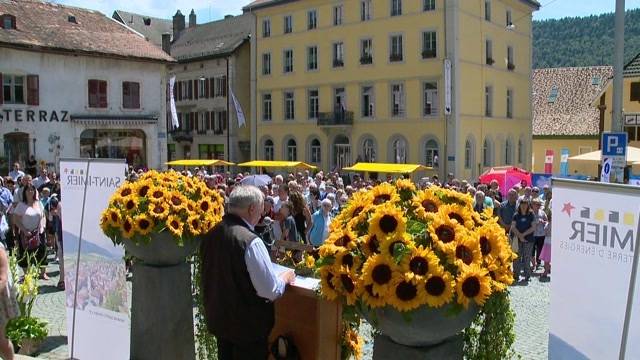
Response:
[533,9,640,68]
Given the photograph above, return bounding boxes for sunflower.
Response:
[121,196,139,213]
[361,234,381,257]
[423,265,455,308]
[106,209,121,227]
[335,248,362,271]
[198,198,213,213]
[135,180,152,198]
[485,260,508,292]
[379,233,414,260]
[412,189,442,221]
[326,228,358,250]
[166,214,184,238]
[360,282,388,308]
[318,244,342,259]
[344,327,364,360]
[147,186,167,204]
[438,204,475,229]
[395,178,417,193]
[116,183,135,198]
[401,246,440,281]
[455,264,492,308]
[149,203,170,220]
[476,224,506,259]
[121,217,136,239]
[370,182,400,205]
[440,188,473,207]
[331,267,360,305]
[388,273,427,312]
[305,255,316,269]
[449,235,482,267]
[319,267,340,300]
[360,254,398,297]
[99,212,111,232]
[187,215,203,236]
[135,214,154,236]
[342,195,372,223]
[428,214,466,254]
[369,203,407,241]
[167,192,188,210]
[185,201,196,214]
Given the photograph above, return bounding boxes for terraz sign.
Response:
[0,108,70,123]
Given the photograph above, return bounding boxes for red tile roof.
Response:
[0,0,174,62]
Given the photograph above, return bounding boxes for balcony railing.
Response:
[422,49,437,59]
[486,57,495,66]
[507,62,516,71]
[360,55,373,65]
[390,53,403,62]
[317,110,354,126]
[333,59,344,68]
[170,130,193,143]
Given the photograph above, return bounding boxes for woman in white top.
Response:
[12,184,48,279]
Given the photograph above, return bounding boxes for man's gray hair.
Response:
[228,185,264,211]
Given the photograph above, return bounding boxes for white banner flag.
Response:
[61,159,130,360]
[169,76,179,129]
[549,179,640,359]
[230,88,246,128]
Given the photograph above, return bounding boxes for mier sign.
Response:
[0,108,70,123]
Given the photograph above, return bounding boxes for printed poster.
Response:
[60,159,129,360]
[550,179,639,359]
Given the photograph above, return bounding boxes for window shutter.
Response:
[88,80,96,107]
[194,79,199,99]
[205,111,210,130]
[132,82,140,108]
[209,78,215,98]
[26,75,39,105]
[223,111,228,131]
[205,78,210,98]
[0,73,3,104]
[631,82,640,101]
[191,112,196,131]
[177,81,182,101]
[194,113,199,132]
[222,76,228,97]
[99,81,108,108]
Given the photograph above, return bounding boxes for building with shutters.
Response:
[164,10,253,164]
[245,0,538,178]
[0,0,173,173]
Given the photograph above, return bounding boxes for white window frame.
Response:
[424,0,435,11]
[333,5,343,26]
[286,139,298,161]
[483,139,492,167]
[333,42,345,67]
[363,138,376,162]
[284,91,295,120]
[308,9,317,30]
[423,81,439,117]
[391,0,402,16]
[284,15,293,34]
[307,46,318,71]
[485,85,493,117]
[465,140,472,169]
[506,88,514,119]
[361,85,375,118]
[484,0,491,22]
[424,139,439,168]
[361,0,372,21]
[308,89,319,120]
[390,34,404,62]
[2,74,25,104]
[262,18,271,37]
[262,52,271,75]
[391,82,405,117]
[360,38,373,65]
[485,38,494,65]
[505,139,513,165]
[262,93,272,121]
[283,49,294,73]
[310,139,321,164]
[422,30,437,59]
[264,139,274,161]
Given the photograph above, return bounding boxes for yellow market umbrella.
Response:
[568,146,640,164]
[342,162,431,174]
[238,161,317,169]
[166,159,235,166]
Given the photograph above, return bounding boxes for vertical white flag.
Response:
[169,76,179,129]
[230,88,246,128]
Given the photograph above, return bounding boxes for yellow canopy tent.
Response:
[568,146,640,164]
[342,162,431,174]
[166,159,235,166]
[238,161,317,169]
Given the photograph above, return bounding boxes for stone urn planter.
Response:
[124,232,202,360]
[362,305,478,359]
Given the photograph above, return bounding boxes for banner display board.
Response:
[544,149,554,174]
[550,179,640,359]
[60,159,129,360]
[560,148,570,177]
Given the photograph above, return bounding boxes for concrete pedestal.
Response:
[372,333,463,360]
[130,262,195,360]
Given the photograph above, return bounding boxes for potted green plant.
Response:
[6,253,48,355]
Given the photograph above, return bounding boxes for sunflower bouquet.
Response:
[315,180,516,313]
[100,170,225,246]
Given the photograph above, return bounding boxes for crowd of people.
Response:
[154,165,554,286]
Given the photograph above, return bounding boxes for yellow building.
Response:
[531,66,612,177]
[598,53,640,175]
[244,0,538,179]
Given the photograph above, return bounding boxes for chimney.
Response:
[161,33,171,55]
[189,9,196,28]
[173,10,185,39]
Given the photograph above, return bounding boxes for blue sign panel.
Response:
[601,132,627,156]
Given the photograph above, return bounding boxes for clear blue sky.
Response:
[53,0,639,23]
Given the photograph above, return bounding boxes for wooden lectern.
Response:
[269,241,342,360]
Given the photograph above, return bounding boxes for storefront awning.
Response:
[166,159,235,166]
[71,114,158,125]
[238,161,317,169]
[342,162,431,174]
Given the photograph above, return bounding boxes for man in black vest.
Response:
[201,185,295,359]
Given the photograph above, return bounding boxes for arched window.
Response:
[264,139,274,160]
[333,135,351,169]
[505,139,513,165]
[483,138,492,167]
[424,139,439,168]
[363,138,376,162]
[310,138,321,164]
[392,138,407,164]
[286,138,297,161]
[465,140,472,169]
[517,139,524,164]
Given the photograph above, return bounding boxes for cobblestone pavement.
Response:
[29,260,550,359]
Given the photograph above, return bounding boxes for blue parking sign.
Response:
[602,132,627,156]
